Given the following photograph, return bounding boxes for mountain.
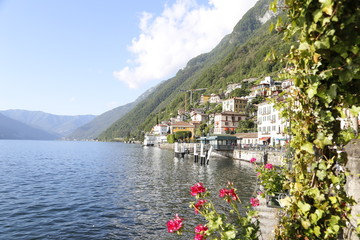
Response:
[99,0,289,141]
[0,113,59,140]
[67,86,156,140]
[0,110,96,137]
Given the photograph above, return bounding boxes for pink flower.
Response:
[264,163,273,170]
[194,233,206,240]
[250,197,260,207]
[195,224,208,233]
[250,157,256,163]
[194,224,208,240]
[219,188,239,202]
[256,172,261,177]
[166,214,184,233]
[194,199,207,214]
[190,183,207,196]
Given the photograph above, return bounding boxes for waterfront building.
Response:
[170,121,195,139]
[199,135,238,151]
[257,101,289,146]
[152,124,169,136]
[233,132,258,147]
[213,112,247,135]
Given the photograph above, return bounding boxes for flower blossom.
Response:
[194,234,206,240]
[194,224,208,240]
[195,224,208,234]
[219,188,239,202]
[250,157,256,163]
[190,183,206,196]
[250,197,260,207]
[264,163,273,170]
[166,214,184,233]
[194,199,207,214]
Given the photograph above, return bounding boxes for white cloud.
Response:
[114,0,258,89]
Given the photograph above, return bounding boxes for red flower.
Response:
[195,224,208,233]
[194,233,206,240]
[219,188,239,202]
[194,224,208,240]
[264,163,273,169]
[250,197,260,207]
[166,214,184,233]
[250,157,256,163]
[194,199,207,214]
[190,183,206,196]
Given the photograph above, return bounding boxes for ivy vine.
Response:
[271,0,360,239]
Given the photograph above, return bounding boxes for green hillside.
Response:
[99,0,290,141]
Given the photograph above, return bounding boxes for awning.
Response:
[259,137,270,141]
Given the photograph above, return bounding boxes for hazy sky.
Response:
[0,0,257,116]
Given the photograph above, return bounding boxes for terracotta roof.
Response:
[171,121,195,127]
[217,111,247,115]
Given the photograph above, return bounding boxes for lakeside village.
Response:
[141,76,359,162]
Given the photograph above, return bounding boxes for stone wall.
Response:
[345,139,360,240]
[233,149,284,166]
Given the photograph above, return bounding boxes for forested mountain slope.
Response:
[99,0,290,141]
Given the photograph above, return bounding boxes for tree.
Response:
[272,0,360,238]
[236,120,255,133]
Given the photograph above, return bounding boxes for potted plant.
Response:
[251,159,287,208]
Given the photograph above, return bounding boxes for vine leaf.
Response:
[301,142,315,154]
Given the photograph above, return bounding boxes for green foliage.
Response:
[195,122,209,137]
[256,163,286,196]
[174,131,192,141]
[167,134,175,144]
[273,0,360,238]
[236,119,255,133]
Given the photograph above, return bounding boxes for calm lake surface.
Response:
[0,140,257,239]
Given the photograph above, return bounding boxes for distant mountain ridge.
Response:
[67,84,157,140]
[1,110,96,137]
[0,113,59,140]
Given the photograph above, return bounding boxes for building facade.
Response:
[257,101,289,146]
[170,121,195,139]
[222,97,248,113]
[214,112,247,135]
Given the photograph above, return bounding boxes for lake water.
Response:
[0,140,257,239]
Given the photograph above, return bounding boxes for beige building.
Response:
[222,97,248,113]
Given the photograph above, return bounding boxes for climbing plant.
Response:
[271,0,360,239]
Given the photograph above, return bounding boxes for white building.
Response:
[209,94,221,104]
[153,124,169,136]
[214,112,247,135]
[190,110,208,123]
[234,132,258,147]
[257,101,289,146]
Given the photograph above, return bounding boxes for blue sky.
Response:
[0,0,257,116]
